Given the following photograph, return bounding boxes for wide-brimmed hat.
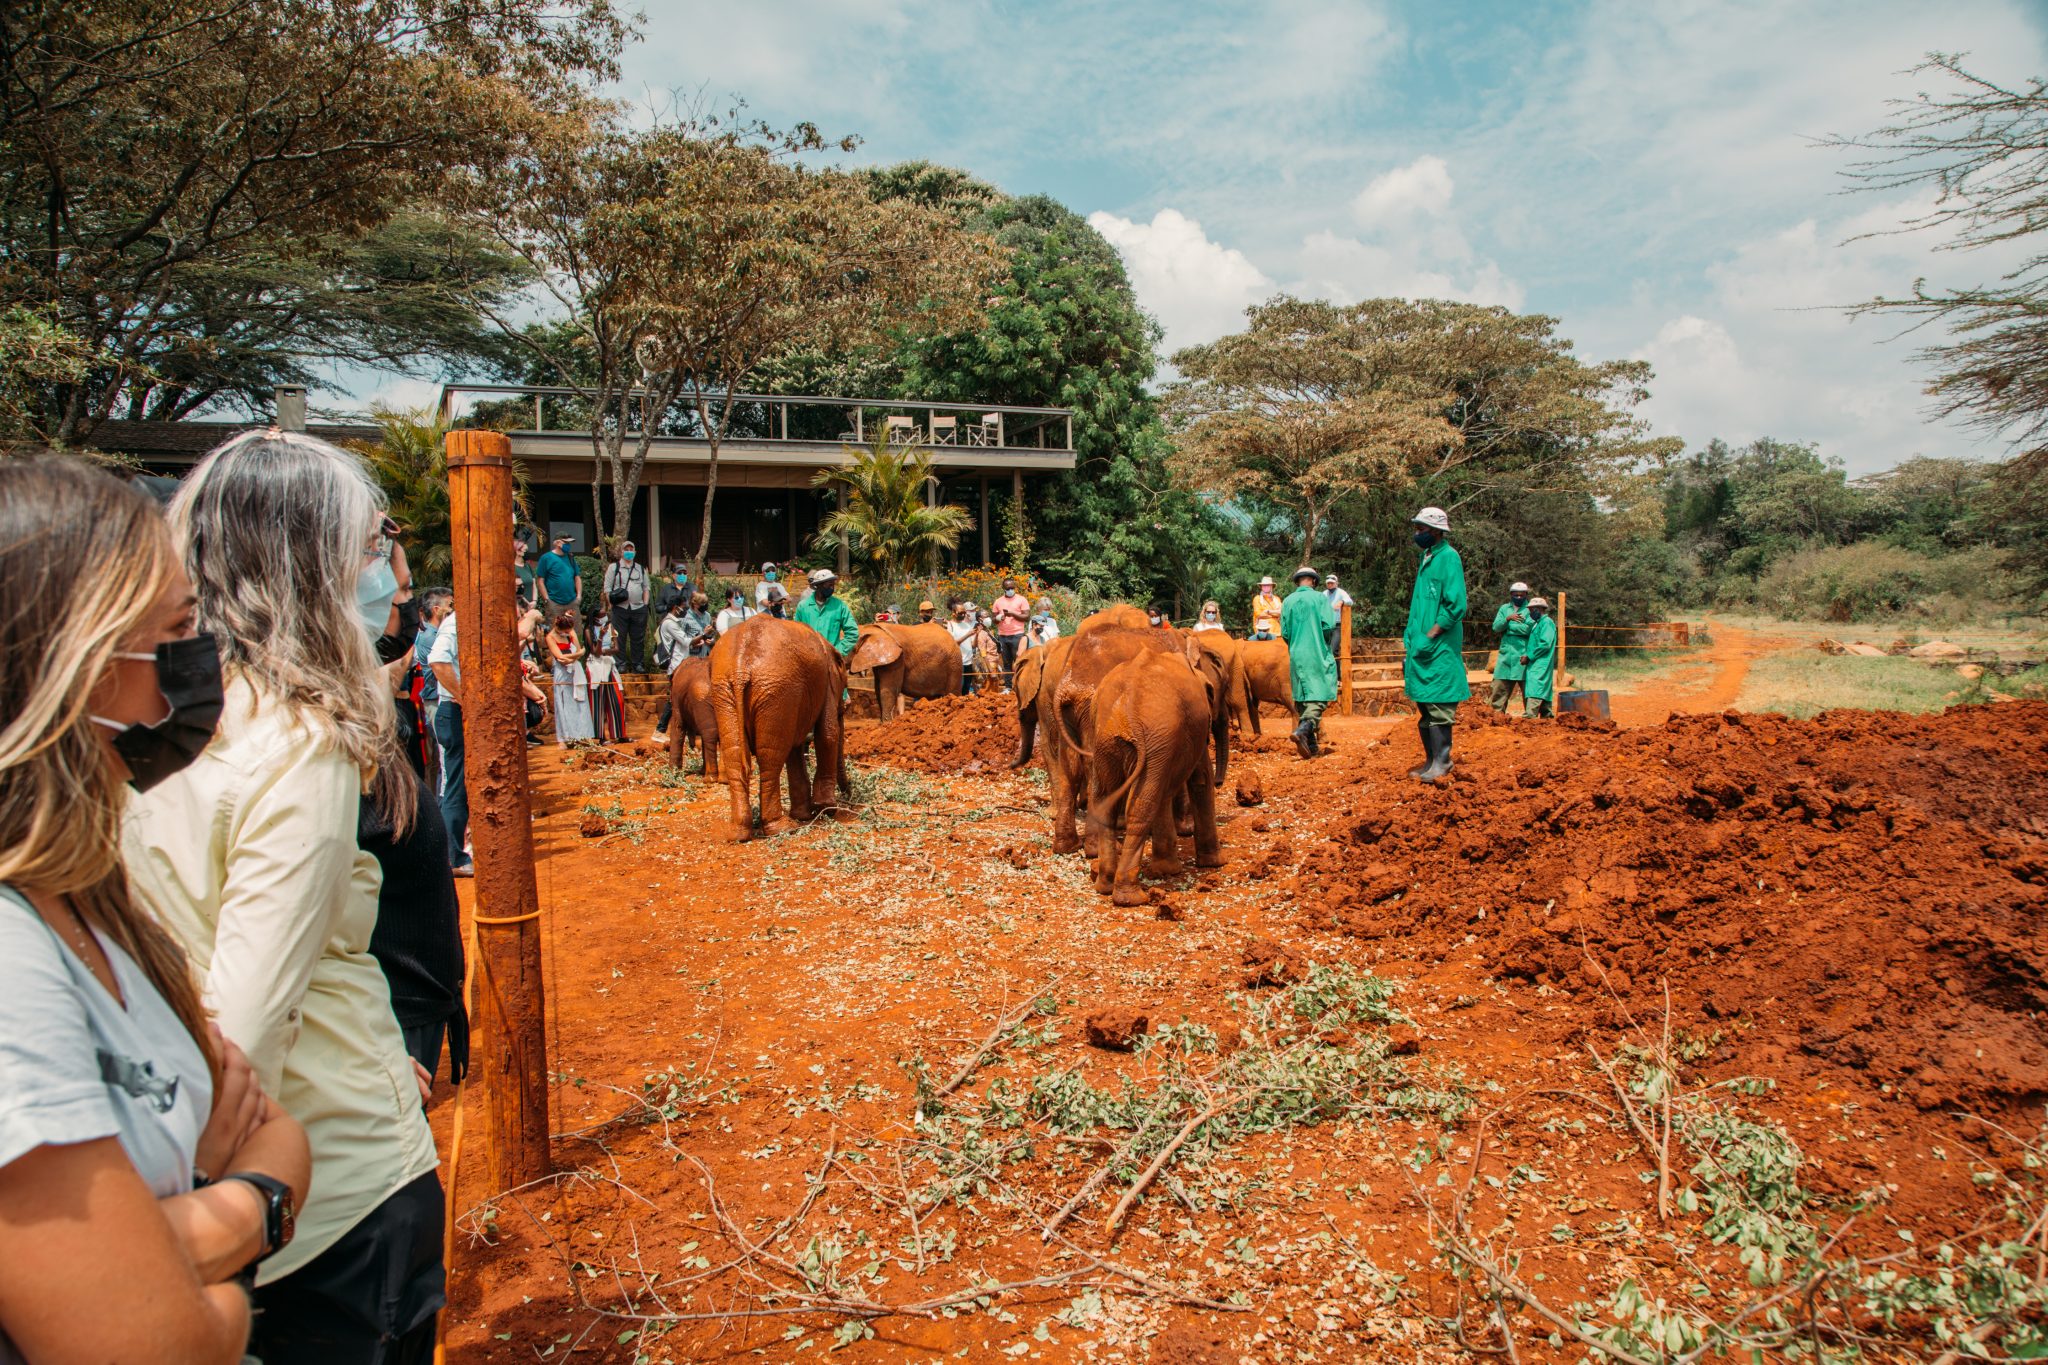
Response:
[1258,575,1275,587]
[1412,506,1450,532]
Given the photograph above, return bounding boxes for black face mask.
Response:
[92,635,225,792]
[374,597,421,665]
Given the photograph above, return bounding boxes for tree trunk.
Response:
[688,387,726,585]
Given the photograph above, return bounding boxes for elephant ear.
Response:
[1015,649,1045,709]
[847,626,902,674]
[1181,635,1205,670]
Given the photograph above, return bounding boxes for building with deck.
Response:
[84,384,1078,575]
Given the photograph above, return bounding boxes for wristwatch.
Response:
[223,1171,296,1260]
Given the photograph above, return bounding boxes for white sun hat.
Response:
[1412,506,1450,532]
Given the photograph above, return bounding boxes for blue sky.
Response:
[353,0,2048,475]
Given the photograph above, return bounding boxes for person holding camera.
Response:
[604,543,652,673]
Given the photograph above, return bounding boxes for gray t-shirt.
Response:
[0,885,211,1197]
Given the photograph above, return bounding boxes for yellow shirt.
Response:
[1251,592,1284,634]
[123,679,439,1282]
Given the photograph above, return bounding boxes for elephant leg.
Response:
[1052,750,1083,856]
[1112,785,1157,907]
[1145,785,1184,878]
[723,741,754,839]
[1191,773,1222,868]
[813,705,848,819]
[1087,757,1116,895]
[1173,786,1194,838]
[757,742,797,835]
[784,742,816,823]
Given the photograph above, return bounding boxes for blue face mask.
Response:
[358,556,400,634]
[623,550,635,562]
[766,570,778,581]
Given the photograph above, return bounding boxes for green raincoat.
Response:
[1403,541,1470,703]
[794,593,858,658]
[1523,614,1558,704]
[1280,584,1338,703]
[1491,602,1532,681]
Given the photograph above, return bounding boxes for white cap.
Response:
[1259,576,1275,587]
[1412,506,1450,532]
[761,560,778,571]
[1528,596,1549,609]
[1324,573,1338,583]
[808,567,837,586]
[1510,581,1530,593]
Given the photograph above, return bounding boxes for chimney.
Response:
[275,385,308,432]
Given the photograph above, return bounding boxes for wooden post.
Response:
[1339,602,1353,715]
[1556,588,1568,694]
[979,476,990,565]
[445,430,552,1191]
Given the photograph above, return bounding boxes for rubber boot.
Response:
[1290,719,1314,760]
[1406,717,1431,777]
[1304,718,1321,758]
[1418,725,1454,782]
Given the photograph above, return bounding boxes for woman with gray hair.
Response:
[123,428,445,1364]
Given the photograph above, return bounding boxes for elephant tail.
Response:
[1083,737,1143,851]
[1056,691,1091,762]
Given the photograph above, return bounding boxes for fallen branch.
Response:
[1586,1041,1670,1221]
[937,975,1065,1096]
[1105,1093,1241,1241]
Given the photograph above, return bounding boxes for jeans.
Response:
[249,1171,444,1365]
[433,702,469,869]
[616,604,650,671]
[996,633,1022,688]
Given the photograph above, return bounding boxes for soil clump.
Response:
[845,688,1021,774]
[1289,702,2048,1108]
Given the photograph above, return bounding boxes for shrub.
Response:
[1747,542,2017,622]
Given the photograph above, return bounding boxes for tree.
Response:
[0,0,625,446]
[812,433,973,592]
[345,408,457,584]
[473,120,996,568]
[1166,298,1462,563]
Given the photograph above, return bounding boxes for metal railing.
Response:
[437,384,1075,454]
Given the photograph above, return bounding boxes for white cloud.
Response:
[1350,154,1454,229]
[1087,208,1273,352]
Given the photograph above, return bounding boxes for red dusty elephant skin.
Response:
[1051,626,1218,856]
[847,622,963,720]
[709,616,849,840]
[665,657,720,779]
[1010,634,1074,770]
[1237,637,1298,737]
[1076,603,1151,635]
[1189,630,1254,736]
[1083,638,1229,906]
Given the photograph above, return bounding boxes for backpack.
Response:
[653,623,673,670]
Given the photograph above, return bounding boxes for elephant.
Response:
[1237,637,1299,736]
[709,616,849,840]
[665,657,720,777]
[1083,639,1228,906]
[1052,626,1226,856]
[1189,630,1254,735]
[1010,635,1074,770]
[847,622,962,719]
[1077,603,1152,635]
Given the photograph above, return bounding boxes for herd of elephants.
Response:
[661,603,1283,904]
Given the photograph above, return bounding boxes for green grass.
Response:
[1568,647,1704,689]
[1733,651,1981,718]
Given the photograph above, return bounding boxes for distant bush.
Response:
[1744,542,2017,622]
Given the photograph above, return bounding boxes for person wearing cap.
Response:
[1028,597,1061,645]
[604,541,653,672]
[537,533,582,629]
[1403,506,1468,781]
[754,561,782,608]
[1489,581,1535,714]
[1250,576,1283,640]
[1280,566,1338,758]
[1522,597,1558,718]
[1322,573,1354,657]
[794,567,858,658]
[917,600,938,625]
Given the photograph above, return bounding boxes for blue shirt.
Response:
[537,550,578,606]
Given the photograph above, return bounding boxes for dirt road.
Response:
[1600,621,1785,725]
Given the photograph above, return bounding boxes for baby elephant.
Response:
[665,657,719,778]
[1084,638,1228,906]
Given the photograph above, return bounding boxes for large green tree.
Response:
[0,0,624,445]
[813,433,973,592]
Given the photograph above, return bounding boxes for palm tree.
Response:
[346,407,457,584]
[813,430,974,592]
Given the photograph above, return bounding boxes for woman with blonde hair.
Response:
[0,457,309,1363]
[124,429,445,1363]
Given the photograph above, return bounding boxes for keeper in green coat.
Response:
[1402,505,1469,782]
[794,567,859,658]
[1522,596,1558,718]
[1489,580,1535,714]
[1279,565,1339,759]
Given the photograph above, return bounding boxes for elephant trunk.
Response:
[1011,710,1036,769]
[1213,700,1230,787]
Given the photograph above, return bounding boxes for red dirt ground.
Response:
[431,638,2048,1363]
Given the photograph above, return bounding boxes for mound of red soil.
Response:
[845,688,1021,774]
[1291,703,2048,1109]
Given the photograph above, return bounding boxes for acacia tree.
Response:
[1833,54,2048,596]
[1165,297,1462,563]
[813,433,973,593]
[0,0,624,445]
